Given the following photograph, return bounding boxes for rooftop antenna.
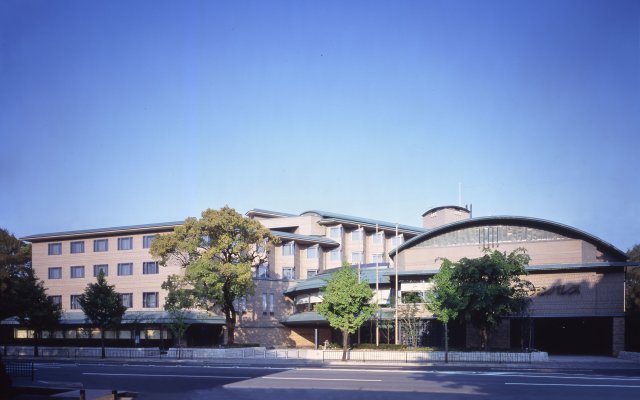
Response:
[458,183,462,207]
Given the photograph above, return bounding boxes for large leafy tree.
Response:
[437,249,533,350]
[79,271,127,358]
[0,228,32,321]
[150,206,276,345]
[425,259,465,362]
[316,263,377,360]
[627,244,640,312]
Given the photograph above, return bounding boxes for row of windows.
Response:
[15,328,169,340]
[47,262,159,279]
[48,235,157,255]
[415,226,569,249]
[255,264,318,280]
[328,227,402,244]
[55,292,159,310]
[281,243,392,262]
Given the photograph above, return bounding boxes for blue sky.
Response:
[1,0,639,251]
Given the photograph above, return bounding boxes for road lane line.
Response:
[262,377,382,382]
[83,373,251,379]
[506,383,640,388]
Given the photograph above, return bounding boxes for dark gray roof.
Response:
[271,231,340,247]
[1,311,225,325]
[21,221,183,242]
[280,312,327,325]
[245,209,297,218]
[301,210,426,235]
[284,265,392,295]
[391,215,628,262]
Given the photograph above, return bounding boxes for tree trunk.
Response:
[226,319,235,346]
[444,323,449,364]
[341,330,349,361]
[100,329,105,359]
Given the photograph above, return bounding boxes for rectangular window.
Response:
[143,261,159,274]
[307,269,318,278]
[351,252,363,264]
[256,263,269,279]
[48,243,62,255]
[49,295,62,306]
[70,266,85,279]
[329,227,342,238]
[269,293,274,315]
[120,293,133,308]
[282,242,295,256]
[48,267,62,279]
[372,253,384,264]
[143,292,158,308]
[143,235,156,249]
[392,235,404,247]
[70,241,85,254]
[262,293,267,315]
[282,267,294,280]
[352,229,363,241]
[373,232,384,244]
[70,295,82,310]
[93,264,108,277]
[117,237,133,250]
[117,263,133,276]
[330,248,341,261]
[93,239,108,252]
[307,245,318,259]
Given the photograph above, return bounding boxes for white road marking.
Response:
[506,383,640,388]
[83,372,251,379]
[262,376,382,382]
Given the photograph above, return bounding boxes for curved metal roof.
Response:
[391,215,628,262]
[421,205,470,217]
[300,210,426,234]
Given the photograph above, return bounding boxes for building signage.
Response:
[401,282,432,291]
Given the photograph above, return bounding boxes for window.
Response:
[48,267,62,279]
[48,243,62,255]
[143,261,158,274]
[49,295,62,306]
[351,252,363,264]
[352,229,363,241]
[262,293,267,315]
[117,263,133,276]
[373,232,384,244]
[93,239,108,252]
[70,241,85,254]
[269,293,274,316]
[256,263,270,279]
[282,242,295,256]
[392,235,404,247]
[117,237,133,250]
[120,293,133,308]
[70,266,85,279]
[143,292,158,308]
[70,295,82,310]
[93,264,108,277]
[372,253,384,264]
[143,235,156,249]
[307,269,318,278]
[330,248,341,261]
[307,245,318,259]
[282,267,294,280]
[329,227,342,238]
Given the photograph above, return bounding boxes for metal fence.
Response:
[4,360,34,381]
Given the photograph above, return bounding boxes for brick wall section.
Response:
[612,317,625,356]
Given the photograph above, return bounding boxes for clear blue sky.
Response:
[1,0,638,251]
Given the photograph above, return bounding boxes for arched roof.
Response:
[421,205,470,217]
[391,215,628,262]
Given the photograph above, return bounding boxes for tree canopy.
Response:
[627,244,640,312]
[79,270,127,358]
[150,206,277,345]
[0,228,33,321]
[429,249,533,350]
[316,263,377,360]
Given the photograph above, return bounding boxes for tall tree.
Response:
[437,249,533,350]
[425,259,466,362]
[0,228,32,321]
[79,271,127,358]
[316,263,378,360]
[162,275,195,351]
[150,206,277,345]
[14,268,61,357]
[627,244,640,312]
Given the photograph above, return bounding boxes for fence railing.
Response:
[3,360,34,381]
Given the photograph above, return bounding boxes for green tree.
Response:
[79,271,127,358]
[425,259,465,362]
[162,275,195,351]
[627,244,640,312]
[14,268,61,357]
[316,263,378,360]
[0,228,32,321]
[434,249,533,350]
[150,206,276,345]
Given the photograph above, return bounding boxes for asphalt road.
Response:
[16,360,640,400]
